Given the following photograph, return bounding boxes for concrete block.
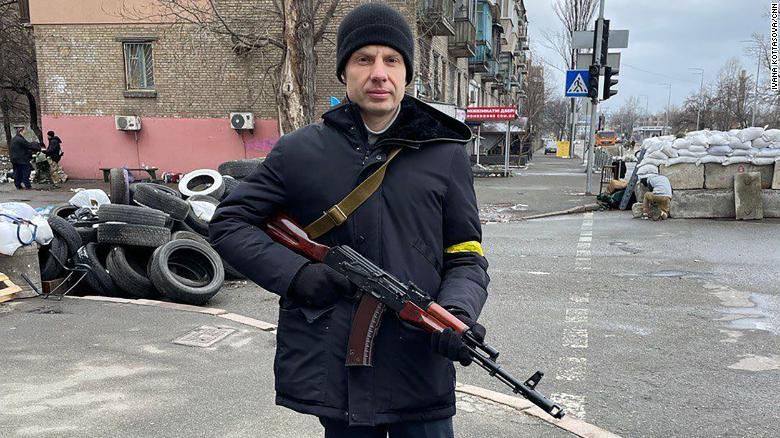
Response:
[773,161,780,190]
[763,189,780,218]
[734,173,763,220]
[670,189,735,218]
[660,163,704,189]
[0,244,41,299]
[704,164,773,189]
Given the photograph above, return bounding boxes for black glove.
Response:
[430,311,486,367]
[287,262,353,308]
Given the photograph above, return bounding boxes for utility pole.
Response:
[585,0,606,195]
[688,68,704,130]
[660,83,671,134]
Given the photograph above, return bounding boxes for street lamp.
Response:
[740,40,761,127]
[688,68,704,130]
[660,83,672,134]
[639,94,649,122]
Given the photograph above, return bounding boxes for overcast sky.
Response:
[526,0,771,116]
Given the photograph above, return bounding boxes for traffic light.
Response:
[588,65,600,99]
[600,19,611,66]
[603,66,619,101]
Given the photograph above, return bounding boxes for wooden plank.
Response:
[0,273,9,282]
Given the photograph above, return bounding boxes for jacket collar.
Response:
[322,94,472,149]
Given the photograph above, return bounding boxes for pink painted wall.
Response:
[42,115,279,180]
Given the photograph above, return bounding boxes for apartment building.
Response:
[23,0,531,178]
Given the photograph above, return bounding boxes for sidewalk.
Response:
[475,151,597,223]
[0,296,584,437]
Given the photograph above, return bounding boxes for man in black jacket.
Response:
[9,126,40,190]
[44,131,67,184]
[210,4,488,437]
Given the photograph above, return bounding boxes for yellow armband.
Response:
[444,241,484,257]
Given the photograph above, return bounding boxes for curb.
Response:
[521,203,600,220]
[456,384,622,438]
[65,295,620,437]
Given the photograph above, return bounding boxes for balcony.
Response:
[418,0,455,36]
[469,41,491,73]
[449,17,477,58]
[481,58,499,83]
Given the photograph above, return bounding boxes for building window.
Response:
[124,42,155,90]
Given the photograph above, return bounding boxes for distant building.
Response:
[27,0,531,179]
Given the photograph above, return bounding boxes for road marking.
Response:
[555,212,594,419]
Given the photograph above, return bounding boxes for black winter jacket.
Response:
[45,136,63,163]
[210,95,489,426]
[10,133,40,165]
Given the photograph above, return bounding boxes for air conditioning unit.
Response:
[230,112,254,130]
[115,115,141,131]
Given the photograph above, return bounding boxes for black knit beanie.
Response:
[336,3,414,85]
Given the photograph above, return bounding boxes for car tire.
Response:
[109,168,130,205]
[51,204,78,220]
[220,175,239,200]
[217,159,263,179]
[97,223,171,247]
[132,183,189,220]
[106,246,158,299]
[47,215,82,258]
[97,204,169,227]
[148,240,224,305]
[75,225,98,244]
[39,237,67,281]
[76,243,117,296]
[178,169,225,199]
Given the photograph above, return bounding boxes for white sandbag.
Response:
[730,138,752,149]
[728,129,740,136]
[664,157,699,166]
[708,133,729,146]
[762,129,780,142]
[659,135,676,142]
[672,138,691,149]
[678,149,707,158]
[0,204,53,255]
[707,145,733,156]
[736,127,765,143]
[730,149,754,156]
[661,144,679,158]
[696,156,726,165]
[0,202,37,220]
[770,142,780,149]
[647,150,668,160]
[756,148,780,158]
[752,137,772,148]
[187,200,216,222]
[688,134,709,147]
[69,189,111,208]
[639,158,666,167]
[722,156,752,165]
[751,157,776,166]
[636,164,659,176]
[688,145,707,153]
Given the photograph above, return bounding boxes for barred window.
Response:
[124,42,155,90]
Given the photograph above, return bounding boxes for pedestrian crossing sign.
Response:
[565,70,590,97]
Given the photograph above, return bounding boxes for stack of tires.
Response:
[45,160,264,305]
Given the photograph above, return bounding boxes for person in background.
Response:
[9,126,40,190]
[641,174,673,220]
[43,130,67,185]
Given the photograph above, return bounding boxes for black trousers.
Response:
[320,417,454,438]
[12,163,32,189]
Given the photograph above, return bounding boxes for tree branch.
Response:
[314,0,340,44]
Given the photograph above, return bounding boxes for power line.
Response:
[621,62,698,85]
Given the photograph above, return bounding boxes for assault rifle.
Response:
[264,213,565,419]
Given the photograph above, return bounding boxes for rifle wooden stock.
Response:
[265,213,329,262]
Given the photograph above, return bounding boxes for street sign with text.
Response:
[572,30,629,49]
[576,52,621,70]
[466,106,518,121]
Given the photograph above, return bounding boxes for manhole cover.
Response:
[173,326,235,348]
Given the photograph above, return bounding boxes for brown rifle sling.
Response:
[303,146,401,366]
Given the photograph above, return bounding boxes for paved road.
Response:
[3,154,778,437]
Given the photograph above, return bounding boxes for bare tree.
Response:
[128,0,344,134]
[0,0,42,142]
[540,0,597,141]
[609,96,641,137]
[543,96,569,140]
